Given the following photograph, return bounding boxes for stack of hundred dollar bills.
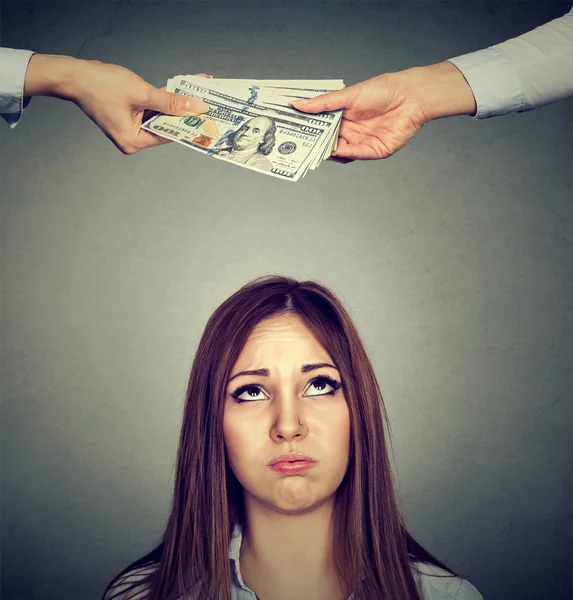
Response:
[141,76,344,182]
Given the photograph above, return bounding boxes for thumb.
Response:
[144,88,209,116]
[291,87,353,113]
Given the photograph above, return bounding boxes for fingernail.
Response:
[185,99,209,113]
[291,99,309,106]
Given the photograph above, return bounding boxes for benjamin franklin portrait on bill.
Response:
[215,116,276,172]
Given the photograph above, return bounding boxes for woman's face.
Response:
[223,313,351,514]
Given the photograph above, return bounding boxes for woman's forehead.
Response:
[234,314,331,364]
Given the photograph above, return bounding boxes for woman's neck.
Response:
[238,498,348,600]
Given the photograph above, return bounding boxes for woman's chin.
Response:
[271,484,330,513]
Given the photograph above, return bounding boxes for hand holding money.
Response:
[292,63,477,160]
[23,54,210,154]
[142,76,345,181]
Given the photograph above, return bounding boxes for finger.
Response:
[337,119,376,144]
[134,127,174,150]
[337,122,381,148]
[331,139,383,160]
[331,138,358,159]
[291,87,355,113]
[119,110,174,152]
[144,87,209,116]
[327,155,355,165]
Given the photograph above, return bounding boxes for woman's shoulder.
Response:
[103,563,157,600]
[411,562,484,600]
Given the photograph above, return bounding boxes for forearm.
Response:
[4,50,208,153]
[23,53,85,101]
[390,61,477,122]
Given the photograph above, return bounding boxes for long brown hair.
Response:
[103,276,454,600]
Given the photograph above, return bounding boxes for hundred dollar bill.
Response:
[176,77,344,93]
[177,77,341,112]
[169,76,341,123]
[178,77,345,162]
[174,77,341,177]
[142,78,341,181]
[167,76,343,172]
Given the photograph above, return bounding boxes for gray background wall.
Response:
[1,1,571,599]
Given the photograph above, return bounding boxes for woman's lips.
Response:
[269,461,316,475]
[267,453,317,475]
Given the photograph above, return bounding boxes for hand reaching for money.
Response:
[292,62,476,160]
[24,54,211,154]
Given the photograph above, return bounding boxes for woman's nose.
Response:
[270,398,307,442]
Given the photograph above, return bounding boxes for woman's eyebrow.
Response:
[228,363,337,382]
[228,368,270,382]
[301,363,338,373]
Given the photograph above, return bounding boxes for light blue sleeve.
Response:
[447,7,573,118]
[454,579,484,600]
[413,562,484,600]
[0,48,35,128]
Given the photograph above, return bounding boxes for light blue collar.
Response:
[229,523,251,592]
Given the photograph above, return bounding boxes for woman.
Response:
[103,276,483,600]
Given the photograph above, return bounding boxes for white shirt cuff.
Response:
[0,48,35,128]
[448,47,525,119]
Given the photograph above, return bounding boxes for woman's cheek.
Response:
[224,415,255,471]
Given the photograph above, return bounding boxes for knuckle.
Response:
[116,138,137,155]
[167,94,179,114]
[139,87,154,107]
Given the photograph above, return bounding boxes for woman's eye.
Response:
[303,377,341,397]
[232,385,267,402]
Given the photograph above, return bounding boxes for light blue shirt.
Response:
[0,48,34,127]
[448,7,573,118]
[104,523,483,600]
